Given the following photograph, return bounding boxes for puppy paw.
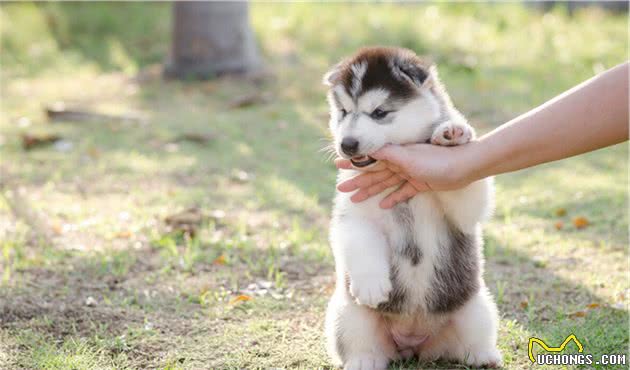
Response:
[431,121,473,146]
[344,353,389,370]
[465,348,503,369]
[349,275,392,308]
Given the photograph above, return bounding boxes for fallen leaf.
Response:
[520,300,529,309]
[87,147,101,159]
[554,221,563,230]
[586,303,600,309]
[555,208,567,217]
[116,230,133,239]
[172,132,215,145]
[568,310,587,318]
[165,207,203,235]
[213,255,226,265]
[51,220,64,235]
[229,294,252,305]
[22,134,61,150]
[573,216,589,229]
[228,93,269,109]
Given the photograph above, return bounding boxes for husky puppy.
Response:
[324,47,501,370]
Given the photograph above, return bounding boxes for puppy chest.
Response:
[379,198,480,315]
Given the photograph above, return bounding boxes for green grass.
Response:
[0,2,628,369]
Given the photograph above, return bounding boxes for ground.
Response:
[0,3,627,370]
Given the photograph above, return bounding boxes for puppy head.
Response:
[324,47,443,167]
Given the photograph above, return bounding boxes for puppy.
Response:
[324,47,501,370]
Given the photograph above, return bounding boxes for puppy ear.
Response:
[323,62,343,86]
[391,57,433,88]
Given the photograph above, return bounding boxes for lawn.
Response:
[0,2,627,369]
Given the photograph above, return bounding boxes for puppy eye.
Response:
[370,108,389,120]
[340,108,348,118]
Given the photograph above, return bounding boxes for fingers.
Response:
[334,158,353,170]
[372,145,407,165]
[350,174,404,202]
[408,179,432,192]
[379,182,418,209]
[385,162,402,172]
[337,168,393,192]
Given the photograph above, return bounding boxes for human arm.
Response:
[336,61,629,208]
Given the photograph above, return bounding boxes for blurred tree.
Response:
[164,1,260,79]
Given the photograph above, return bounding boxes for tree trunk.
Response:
[164,1,260,80]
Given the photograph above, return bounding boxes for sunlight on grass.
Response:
[0,2,627,369]
[15,331,130,370]
[257,174,326,217]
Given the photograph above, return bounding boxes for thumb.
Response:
[372,145,408,165]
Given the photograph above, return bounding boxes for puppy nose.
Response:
[341,137,359,156]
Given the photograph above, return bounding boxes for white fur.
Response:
[329,86,441,159]
[350,61,368,98]
[324,62,501,370]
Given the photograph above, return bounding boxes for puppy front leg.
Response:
[430,119,494,231]
[328,218,395,370]
[435,177,494,232]
[448,287,502,368]
[331,218,392,308]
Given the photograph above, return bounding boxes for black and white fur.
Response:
[324,47,501,370]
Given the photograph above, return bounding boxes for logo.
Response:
[528,334,583,363]
[528,334,627,366]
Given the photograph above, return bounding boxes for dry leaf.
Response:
[51,221,64,235]
[228,93,269,109]
[213,255,226,265]
[165,207,203,235]
[573,216,589,229]
[22,134,61,150]
[173,132,215,145]
[229,294,252,304]
[568,310,587,318]
[520,300,529,309]
[87,147,101,159]
[555,208,567,217]
[586,303,600,309]
[116,230,133,239]
[554,221,563,230]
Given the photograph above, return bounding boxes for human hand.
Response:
[335,143,476,208]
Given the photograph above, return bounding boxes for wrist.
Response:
[455,139,491,183]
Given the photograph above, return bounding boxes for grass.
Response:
[0,2,628,369]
